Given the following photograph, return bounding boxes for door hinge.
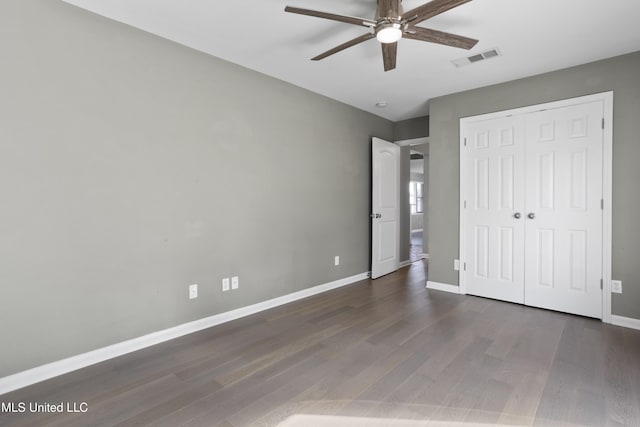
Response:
[464,137,467,147]
[601,118,605,129]
[600,278,603,290]
[463,200,467,209]
[463,262,467,271]
[601,198,604,210]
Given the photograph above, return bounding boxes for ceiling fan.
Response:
[284,0,479,71]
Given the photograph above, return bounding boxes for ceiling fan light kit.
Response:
[376,23,403,43]
[285,0,479,71]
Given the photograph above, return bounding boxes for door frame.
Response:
[458,91,613,323]
[397,137,430,263]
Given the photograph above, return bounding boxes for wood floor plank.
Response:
[1,261,639,427]
[602,325,638,426]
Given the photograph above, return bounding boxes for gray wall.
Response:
[400,147,411,262]
[393,116,429,141]
[0,0,393,377]
[422,154,429,254]
[429,51,640,320]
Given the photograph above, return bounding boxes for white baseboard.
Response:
[399,259,412,268]
[611,315,640,331]
[426,281,462,294]
[411,228,423,233]
[422,253,429,259]
[0,272,369,395]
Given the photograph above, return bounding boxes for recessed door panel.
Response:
[474,226,489,279]
[568,230,587,293]
[536,229,555,288]
[499,227,514,281]
[377,221,397,263]
[379,152,397,208]
[475,158,489,210]
[538,152,555,210]
[499,156,514,210]
[570,150,587,210]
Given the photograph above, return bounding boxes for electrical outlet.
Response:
[231,276,239,290]
[611,280,622,294]
[334,256,340,266]
[222,278,230,292]
[189,284,198,299]
[454,259,460,271]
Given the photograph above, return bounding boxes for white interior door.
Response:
[523,102,603,318]
[371,137,400,279]
[463,116,526,303]
[462,97,606,319]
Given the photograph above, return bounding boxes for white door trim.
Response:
[459,91,613,323]
[395,137,430,147]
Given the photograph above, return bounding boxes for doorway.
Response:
[396,137,429,266]
[409,150,425,262]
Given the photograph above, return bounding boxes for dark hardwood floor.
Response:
[1,261,639,426]
[410,230,424,262]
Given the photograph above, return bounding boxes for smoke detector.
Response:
[451,48,502,67]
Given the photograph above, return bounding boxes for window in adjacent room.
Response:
[409,181,423,214]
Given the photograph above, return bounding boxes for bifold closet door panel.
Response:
[523,101,604,318]
[463,115,526,304]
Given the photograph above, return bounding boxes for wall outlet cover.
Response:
[231,276,239,290]
[189,284,198,299]
[611,280,622,294]
[334,256,340,266]
[454,259,460,271]
[222,278,230,292]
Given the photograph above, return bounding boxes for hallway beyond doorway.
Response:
[410,229,423,262]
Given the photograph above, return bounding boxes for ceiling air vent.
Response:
[451,48,502,68]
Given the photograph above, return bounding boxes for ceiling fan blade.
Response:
[381,42,398,71]
[311,33,376,61]
[402,0,473,26]
[403,26,478,50]
[285,6,376,28]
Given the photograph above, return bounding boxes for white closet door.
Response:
[463,116,526,303]
[523,102,604,318]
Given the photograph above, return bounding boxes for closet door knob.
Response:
[514,212,521,219]
[528,212,536,219]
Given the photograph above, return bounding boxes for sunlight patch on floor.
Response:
[278,414,519,427]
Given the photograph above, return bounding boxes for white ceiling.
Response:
[61,0,640,121]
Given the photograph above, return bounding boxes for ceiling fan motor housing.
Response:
[376,0,404,20]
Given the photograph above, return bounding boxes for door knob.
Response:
[376,213,382,218]
[528,212,535,219]
[514,212,521,219]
